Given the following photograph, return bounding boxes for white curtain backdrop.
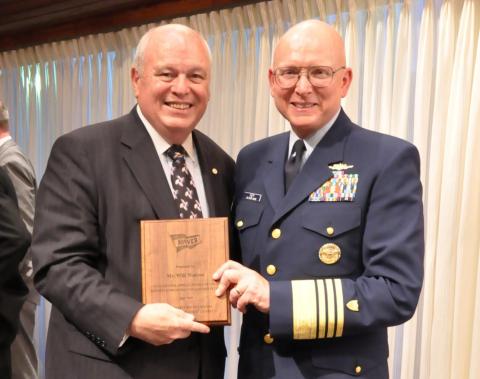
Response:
[1,0,479,378]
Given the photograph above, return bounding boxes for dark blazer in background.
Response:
[0,167,30,379]
[0,139,36,233]
[0,137,39,379]
[31,109,235,379]
[234,110,424,378]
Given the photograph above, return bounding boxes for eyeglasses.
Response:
[272,66,346,89]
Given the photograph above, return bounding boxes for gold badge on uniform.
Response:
[346,300,359,312]
[318,243,341,264]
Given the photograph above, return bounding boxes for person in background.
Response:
[214,20,424,378]
[31,24,234,379]
[0,100,38,379]
[0,166,30,379]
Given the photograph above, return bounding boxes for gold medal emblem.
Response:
[318,243,341,264]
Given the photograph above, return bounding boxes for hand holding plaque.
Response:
[141,217,230,325]
[213,260,271,314]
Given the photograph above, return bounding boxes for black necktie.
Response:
[166,145,203,219]
[284,139,306,192]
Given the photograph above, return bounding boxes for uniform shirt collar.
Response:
[288,107,341,161]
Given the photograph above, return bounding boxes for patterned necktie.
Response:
[165,145,203,219]
[284,139,306,192]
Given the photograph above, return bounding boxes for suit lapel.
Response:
[120,110,178,219]
[193,130,218,217]
[263,133,289,210]
[271,110,352,225]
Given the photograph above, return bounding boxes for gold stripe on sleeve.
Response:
[325,279,335,338]
[292,280,317,339]
[316,279,327,339]
[334,278,344,337]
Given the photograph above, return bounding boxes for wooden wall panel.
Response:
[0,0,259,52]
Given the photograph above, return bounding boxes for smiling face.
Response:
[269,20,352,139]
[131,25,211,144]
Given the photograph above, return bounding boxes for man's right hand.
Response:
[127,303,210,346]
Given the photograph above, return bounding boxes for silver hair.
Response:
[132,28,154,74]
[0,101,9,122]
[132,24,212,75]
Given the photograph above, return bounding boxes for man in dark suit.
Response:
[31,24,234,379]
[0,100,39,379]
[0,166,30,379]
[214,20,424,378]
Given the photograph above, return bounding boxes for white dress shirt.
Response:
[136,105,210,217]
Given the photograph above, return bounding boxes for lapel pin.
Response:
[211,168,218,175]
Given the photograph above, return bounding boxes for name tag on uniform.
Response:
[244,191,262,202]
[309,163,358,202]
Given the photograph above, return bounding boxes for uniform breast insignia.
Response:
[244,191,262,202]
[309,163,358,202]
[318,243,341,264]
[328,163,354,171]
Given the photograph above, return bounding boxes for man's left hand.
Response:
[213,260,270,313]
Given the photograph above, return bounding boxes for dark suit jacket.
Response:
[0,138,38,302]
[31,109,235,379]
[0,166,29,378]
[234,110,424,378]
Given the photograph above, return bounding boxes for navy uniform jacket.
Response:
[234,110,424,378]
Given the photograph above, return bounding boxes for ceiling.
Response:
[0,0,257,52]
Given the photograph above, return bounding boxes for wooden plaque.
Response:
[140,217,230,325]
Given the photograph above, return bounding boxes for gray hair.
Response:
[132,24,212,75]
[132,28,154,74]
[0,101,9,122]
